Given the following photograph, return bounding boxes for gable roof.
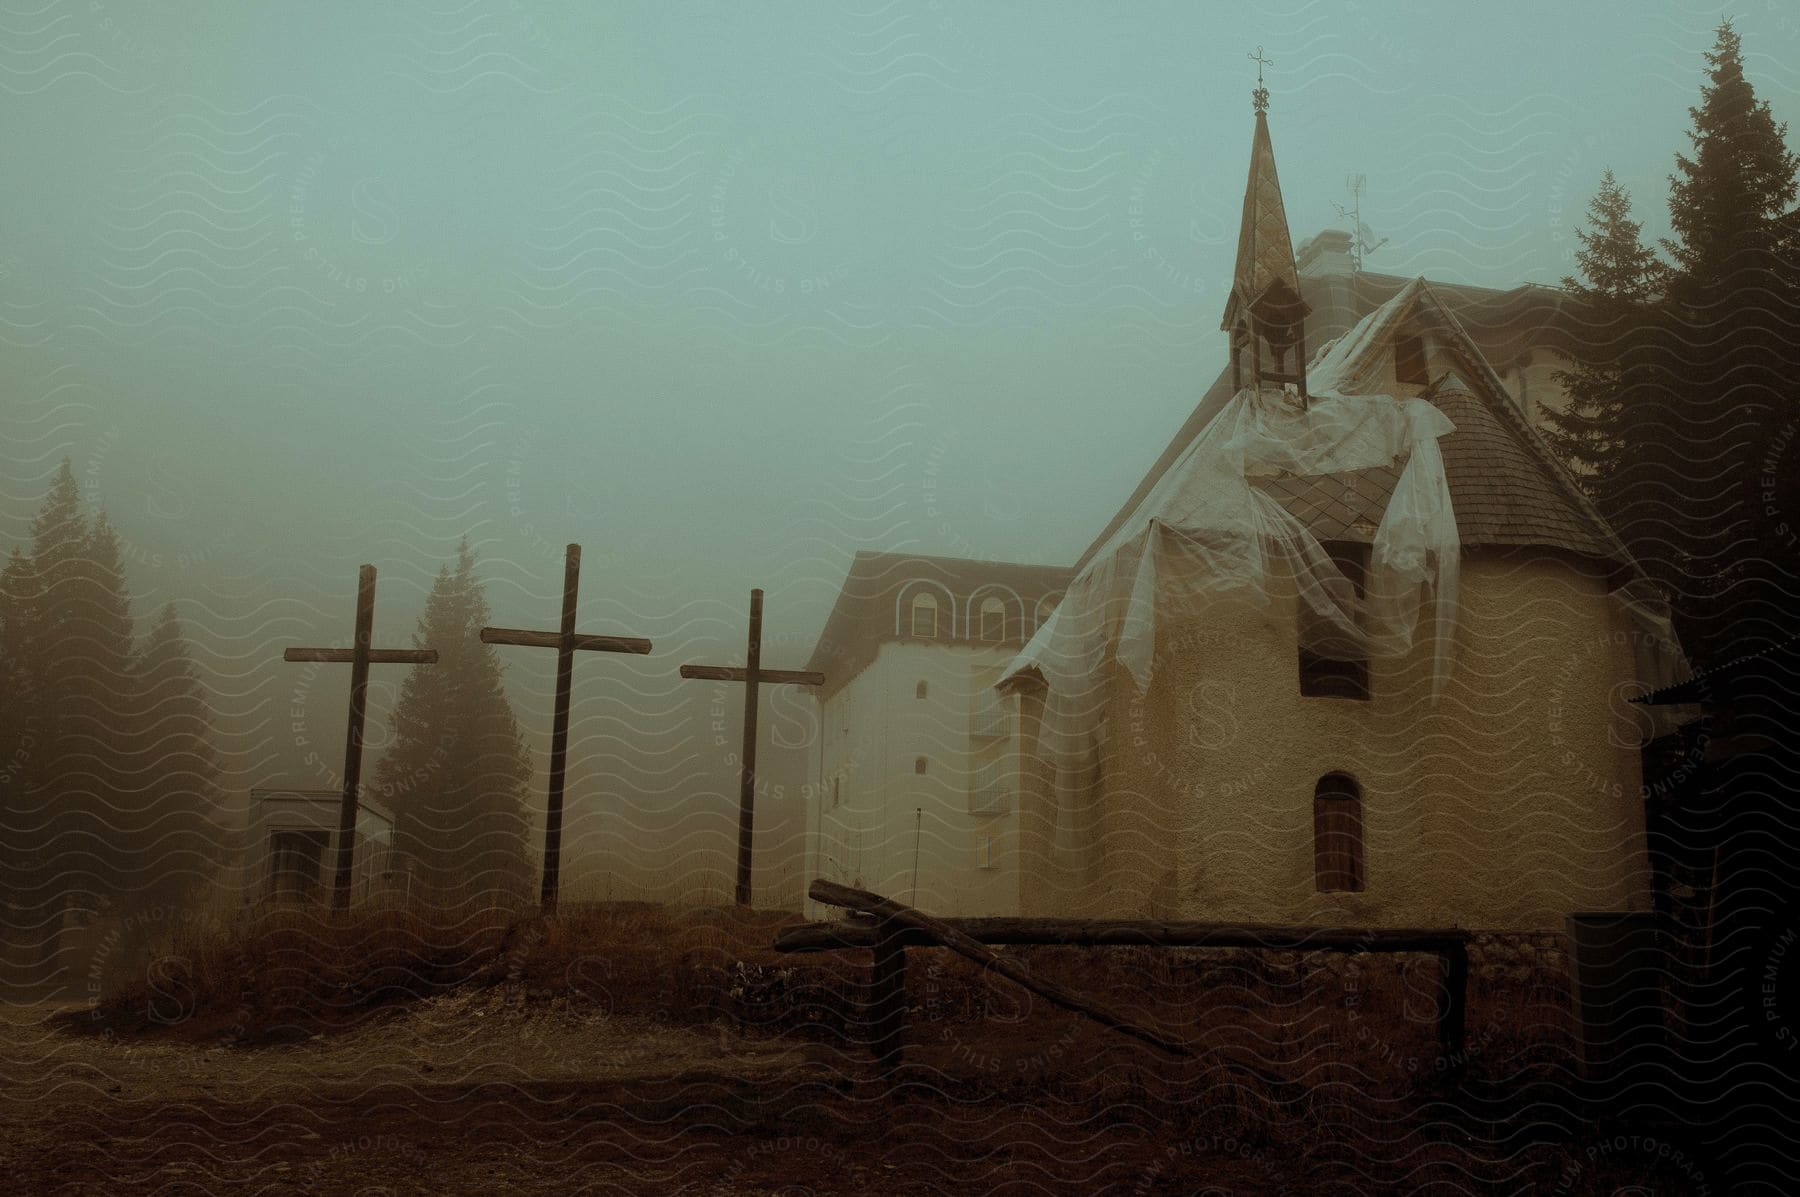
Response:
[805,550,1071,690]
[1075,266,1582,572]
[1076,272,1629,576]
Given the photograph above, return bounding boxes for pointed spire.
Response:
[1221,60,1312,403]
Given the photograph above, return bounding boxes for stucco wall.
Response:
[808,641,1024,919]
[1021,552,1651,930]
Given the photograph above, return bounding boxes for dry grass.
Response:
[76,893,861,1043]
[57,898,1708,1194]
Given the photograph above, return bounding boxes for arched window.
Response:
[979,596,1006,642]
[1313,773,1364,893]
[915,680,928,700]
[910,592,938,638]
[914,757,928,775]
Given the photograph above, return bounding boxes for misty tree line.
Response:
[0,460,222,929]
[1539,21,1800,662]
[0,463,535,930]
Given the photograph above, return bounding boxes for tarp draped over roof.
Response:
[1003,282,1461,855]
[1001,278,1689,858]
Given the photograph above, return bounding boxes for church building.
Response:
[803,86,1683,931]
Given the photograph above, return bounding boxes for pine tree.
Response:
[1664,20,1800,297]
[0,548,41,929]
[12,462,94,929]
[1614,19,1800,660]
[56,506,138,904]
[1539,171,1663,492]
[373,541,534,904]
[120,604,226,906]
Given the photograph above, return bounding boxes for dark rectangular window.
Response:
[1299,541,1370,700]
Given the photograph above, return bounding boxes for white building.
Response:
[801,552,1069,919]
[243,788,398,905]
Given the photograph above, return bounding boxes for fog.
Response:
[4,1,1794,903]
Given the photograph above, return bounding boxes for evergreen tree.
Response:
[11,461,95,926]
[120,604,226,906]
[1607,21,1800,661]
[65,507,138,895]
[0,548,41,928]
[1664,20,1800,296]
[373,541,534,904]
[1539,170,1663,491]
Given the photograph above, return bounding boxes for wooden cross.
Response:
[283,564,438,912]
[678,588,824,907]
[480,543,651,913]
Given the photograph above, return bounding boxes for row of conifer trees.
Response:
[1539,20,1800,664]
[0,461,537,936]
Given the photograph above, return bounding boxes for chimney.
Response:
[1297,229,1355,278]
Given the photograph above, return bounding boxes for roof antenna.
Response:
[1332,173,1389,273]
[1248,45,1273,113]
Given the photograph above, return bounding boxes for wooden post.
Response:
[481,543,653,914]
[868,920,908,1072]
[334,565,376,912]
[678,588,824,908]
[541,544,580,912]
[735,589,762,908]
[282,564,438,912]
[1437,940,1469,1070]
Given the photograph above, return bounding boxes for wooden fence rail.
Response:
[780,880,1471,1076]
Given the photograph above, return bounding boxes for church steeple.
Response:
[1222,48,1312,405]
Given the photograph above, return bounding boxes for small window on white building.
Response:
[831,776,841,810]
[915,680,928,700]
[977,836,996,869]
[910,592,939,637]
[914,756,928,775]
[979,596,1006,642]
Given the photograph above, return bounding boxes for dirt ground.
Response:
[0,991,1177,1196]
[0,987,1714,1196]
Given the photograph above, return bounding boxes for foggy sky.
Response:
[4,1,1796,895]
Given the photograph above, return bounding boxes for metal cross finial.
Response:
[1249,44,1273,113]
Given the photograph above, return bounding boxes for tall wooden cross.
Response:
[480,543,651,913]
[283,564,438,912]
[679,588,824,907]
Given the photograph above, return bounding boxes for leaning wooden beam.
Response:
[774,916,1468,954]
[808,880,1193,1060]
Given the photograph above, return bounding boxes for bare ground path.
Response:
[0,989,1716,1195]
[0,996,1200,1196]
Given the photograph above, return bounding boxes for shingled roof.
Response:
[1076,265,1583,572]
[1090,275,1631,578]
[1415,280,1635,572]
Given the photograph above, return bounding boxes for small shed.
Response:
[244,788,399,905]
